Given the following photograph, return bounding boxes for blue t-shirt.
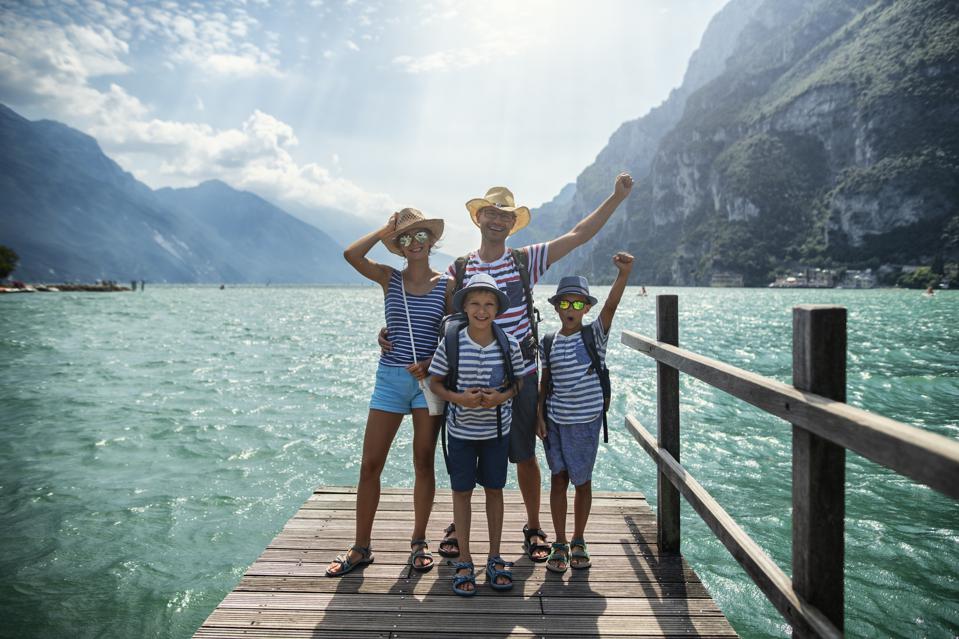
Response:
[429,328,524,440]
[542,320,609,425]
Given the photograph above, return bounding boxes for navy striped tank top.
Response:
[380,269,448,367]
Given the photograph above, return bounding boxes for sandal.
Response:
[438,522,460,558]
[522,524,550,563]
[570,537,591,569]
[450,560,477,597]
[409,538,435,572]
[325,544,374,577]
[545,542,570,574]
[485,555,514,591]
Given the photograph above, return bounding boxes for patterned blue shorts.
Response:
[544,413,603,486]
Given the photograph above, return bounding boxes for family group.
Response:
[327,173,635,596]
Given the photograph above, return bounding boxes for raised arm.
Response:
[343,213,398,291]
[599,252,634,333]
[546,173,633,267]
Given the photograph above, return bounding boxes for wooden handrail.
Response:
[621,329,959,500]
[622,297,959,637]
[626,415,841,639]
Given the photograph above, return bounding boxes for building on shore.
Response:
[769,267,836,288]
[838,268,877,289]
[710,272,744,287]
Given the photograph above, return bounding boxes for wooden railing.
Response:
[621,295,959,638]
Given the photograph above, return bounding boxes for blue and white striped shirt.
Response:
[446,243,549,376]
[429,328,524,440]
[380,270,448,367]
[543,320,609,425]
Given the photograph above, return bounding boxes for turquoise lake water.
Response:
[1,285,957,638]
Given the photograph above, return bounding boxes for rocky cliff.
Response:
[522,0,959,286]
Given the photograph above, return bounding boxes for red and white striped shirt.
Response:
[446,243,549,376]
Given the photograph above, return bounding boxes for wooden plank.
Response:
[792,306,846,636]
[626,415,838,639]
[235,576,716,599]
[620,329,959,499]
[194,488,734,638]
[656,295,680,554]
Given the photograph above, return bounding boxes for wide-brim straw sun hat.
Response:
[452,273,510,316]
[381,207,445,256]
[465,186,530,235]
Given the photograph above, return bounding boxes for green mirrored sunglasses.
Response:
[556,300,586,310]
[397,230,430,247]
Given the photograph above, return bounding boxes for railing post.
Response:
[656,295,680,553]
[792,305,846,636]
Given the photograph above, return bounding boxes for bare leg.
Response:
[571,480,592,568]
[485,487,509,585]
[326,409,403,574]
[410,410,440,568]
[452,489,474,592]
[548,471,570,572]
[516,455,546,560]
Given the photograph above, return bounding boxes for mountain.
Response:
[0,104,359,283]
[525,0,959,286]
[154,180,356,283]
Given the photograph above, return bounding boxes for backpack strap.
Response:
[492,323,516,441]
[440,320,466,472]
[510,248,540,347]
[580,325,611,444]
[542,331,556,399]
[452,255,469,295]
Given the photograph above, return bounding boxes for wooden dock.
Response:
[194,486,736,638]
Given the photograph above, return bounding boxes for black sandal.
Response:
[409,538,435,572]
[522,524,550,563]
[438,522,460,558]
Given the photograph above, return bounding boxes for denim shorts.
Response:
[446,434,510,491]
[544,413,603,486]
[369,362,428,414]
[508,371,539,463]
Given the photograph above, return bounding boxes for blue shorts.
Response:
[446,434,510,491]
[369,362,428,414]
[544,413,603,486]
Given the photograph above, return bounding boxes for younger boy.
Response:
[536,252,634,572]
[429,273,525,595]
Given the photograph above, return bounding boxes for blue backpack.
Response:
[438,314,518,469]
[542,326,611,443]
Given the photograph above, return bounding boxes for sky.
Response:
[0,0,728,256]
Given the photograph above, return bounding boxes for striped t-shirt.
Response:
[446,243,549,376]
[429,328,524,440]
[380,269,448,367]
[542,320,609,425]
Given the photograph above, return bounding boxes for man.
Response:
[383,172,634,561]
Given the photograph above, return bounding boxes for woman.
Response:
[326,208,449,576]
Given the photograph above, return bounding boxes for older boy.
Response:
[536,252,634,573]
[429,273,524,595]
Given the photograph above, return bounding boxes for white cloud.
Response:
[392,37,518,73]
[346,40,359,51]
[0,1,396,220]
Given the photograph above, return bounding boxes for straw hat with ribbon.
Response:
[465,186,530,235]
[381,208,445,256]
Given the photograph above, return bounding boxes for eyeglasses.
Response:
[480,208,517,223]
[397,230,430,247]
[556,300,587,310]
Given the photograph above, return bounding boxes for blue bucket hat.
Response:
[453,273,510,315]
[548,275,598,306]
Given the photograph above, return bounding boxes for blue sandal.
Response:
[486,555,514,591]
[325,544,374,577]
[450,561,477,597]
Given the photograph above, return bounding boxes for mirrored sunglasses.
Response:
[397,230,431,247]
[556,300,587,310]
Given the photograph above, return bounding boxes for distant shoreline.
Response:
[0,283,130,293]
